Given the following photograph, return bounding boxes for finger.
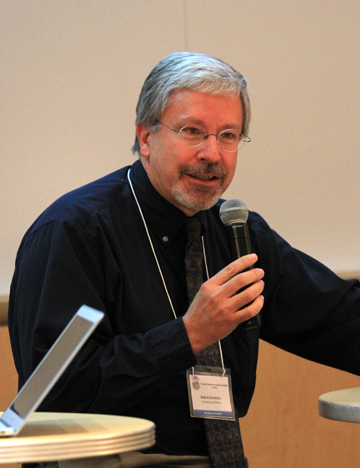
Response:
[238,294,265,325]
[231,279,265,311]
[223,267,265,297]
[212,254,259,286]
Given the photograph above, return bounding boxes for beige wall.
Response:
[1,0,360,295]
[1,1,360,467]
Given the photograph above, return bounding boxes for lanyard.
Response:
[127,168,226,374]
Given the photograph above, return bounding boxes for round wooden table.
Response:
[319,387,360,423]
[0,412,155,464]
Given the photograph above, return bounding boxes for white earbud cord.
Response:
[127,168,225,374]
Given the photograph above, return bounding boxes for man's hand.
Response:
[183,254,264,354]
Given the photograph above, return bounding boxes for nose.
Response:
[196,134,221,163]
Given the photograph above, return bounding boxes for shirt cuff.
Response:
[151,317,196,376]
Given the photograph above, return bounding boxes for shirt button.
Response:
[162,236,169,243]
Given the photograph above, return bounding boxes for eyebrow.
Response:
[177,117,242,131]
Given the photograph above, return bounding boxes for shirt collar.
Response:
[128,160,207,245]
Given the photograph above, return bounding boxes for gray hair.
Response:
[131,52,251,155]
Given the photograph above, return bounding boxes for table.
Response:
[319,387,360,423]
[0,412,155,464]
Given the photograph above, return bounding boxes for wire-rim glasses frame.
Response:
[155,120,251,152]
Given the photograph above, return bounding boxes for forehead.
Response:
[162,89,243,128]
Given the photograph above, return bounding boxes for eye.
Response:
[180,126,202,136]
[220,130,238,141]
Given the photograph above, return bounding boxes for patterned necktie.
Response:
[185,217,248,468]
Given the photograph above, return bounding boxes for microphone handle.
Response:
[228,223,262,329]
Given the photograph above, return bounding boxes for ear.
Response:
[136,123,151,158]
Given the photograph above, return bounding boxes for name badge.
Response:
[186,365,236,421]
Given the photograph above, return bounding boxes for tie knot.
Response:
[186,218,202,242]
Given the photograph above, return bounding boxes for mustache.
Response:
[179,163,226,179]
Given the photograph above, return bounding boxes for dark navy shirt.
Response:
[9,159,360,456]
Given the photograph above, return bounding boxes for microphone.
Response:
[219,199,262,329]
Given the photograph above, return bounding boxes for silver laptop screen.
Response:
[0,305,103,435]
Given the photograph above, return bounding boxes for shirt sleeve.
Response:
[252,213,360,375]
[9,218,196,414]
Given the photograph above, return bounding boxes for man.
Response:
[9,52,360,468]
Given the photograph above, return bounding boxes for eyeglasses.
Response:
[156,120,251,152]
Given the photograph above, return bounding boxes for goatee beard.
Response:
[172,163,227,212]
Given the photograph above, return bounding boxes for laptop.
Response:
[0,305,104,436]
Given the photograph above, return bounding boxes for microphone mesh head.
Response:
[219,199,249,226]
